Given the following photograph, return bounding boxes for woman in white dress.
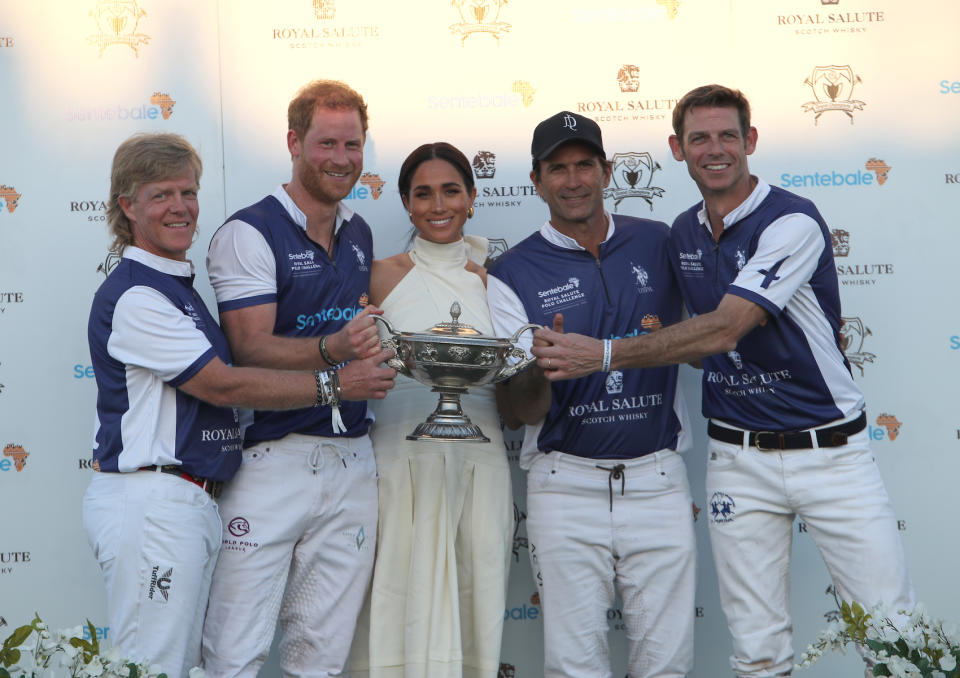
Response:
[350,143,513,678]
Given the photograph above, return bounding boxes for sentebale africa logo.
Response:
[149,92,176,120]
[87,0,150,57]
[450,0,510,44]
[604,152,664,211]
[0,186,21,213]
[3,444,29,472]
[876,413,902,440]
[802,65,865,124]
[865,158,890,184]
[359,173,385,199]
[656,0,680,19]
[511,80,536,107]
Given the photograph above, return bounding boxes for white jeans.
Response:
[705,427,915,677]
[201,434,378,678]
[526,450,696,678]
[83,470,222,678]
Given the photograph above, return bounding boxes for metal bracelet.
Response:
[318,334,338,366]
[328,370,343,408]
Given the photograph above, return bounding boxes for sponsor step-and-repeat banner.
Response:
[2,1,958,676]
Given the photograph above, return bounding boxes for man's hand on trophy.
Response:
[532,314,604,382]
[338,347,398,401]
[325,306,384,364]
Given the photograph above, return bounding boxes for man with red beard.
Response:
[201,80,396,678]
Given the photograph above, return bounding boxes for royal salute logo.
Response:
[618,65,640,93]
[485,238,509,265]
[472,151,496,179]
[271,0,379,49]
[656,0,681,19]
[97,248,122,278]
[149,92,176,120]
[876,412,902,440]
[0,186,21,214]
[865,158,890,184]
[358,172,385,199]
[839,316,876,374]
[830,229,895,286]
[0,551,31,575]
[777,3,885,36]
[313,0,334,19]
[2,444,29,472]
[831,229,850,257]
[72,199,108,225]
[604,152,664,211]
[87,0,150,57]
[605,371,624,395]
[575,70,677,124]
[802,65,866,124]
[511,80,536,107]
[450,0,510,44]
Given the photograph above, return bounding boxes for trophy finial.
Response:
[450,301,462,325]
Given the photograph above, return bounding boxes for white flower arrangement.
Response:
[798,599,960,678]
[0,614,204,678]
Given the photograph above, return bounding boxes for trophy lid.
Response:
[421,302,484,337]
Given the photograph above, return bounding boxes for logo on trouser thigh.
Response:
[341,525,367,551]
[709,492,736,524]
[498,662,515,677]
[147,565,173,603]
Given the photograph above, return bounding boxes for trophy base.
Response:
[406,387,491,443]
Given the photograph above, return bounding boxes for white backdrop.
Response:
[2,1,959,676]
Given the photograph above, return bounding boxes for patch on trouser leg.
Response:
[709,491,736,524]
[146,564,174,604]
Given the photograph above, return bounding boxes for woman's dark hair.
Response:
[397,142,474,200]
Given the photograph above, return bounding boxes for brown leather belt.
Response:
[707,412,866,451]
[141,464,223,498]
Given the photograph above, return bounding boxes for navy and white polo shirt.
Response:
[488,214,690,466]
[669,178,864,431]
[88,247,242,481]
[206,187,373,444]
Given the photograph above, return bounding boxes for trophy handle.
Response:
[373,315,411,376]
[493,323,541,382]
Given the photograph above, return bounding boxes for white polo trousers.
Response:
[525,450,696,678]
[705,427,915,678]
[83,470,222,678]
[201,434,378,678]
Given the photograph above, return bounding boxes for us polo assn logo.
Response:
[450,0,510,44]
[604,152,664,211]
[839,316,876,374]
[630,262,654,295]
[473,151,496,179]
[3,444,29,471]
[709,491,735,523]
[0,186,21,213]
[802,65,865,124]
[87,0,150,57]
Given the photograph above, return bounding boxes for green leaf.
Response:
[2,626,33,652]
[128,662,139,678]
[0,667,11,678]
[872,664,891,676]
[865,639,888,653]
[86,619,100,655]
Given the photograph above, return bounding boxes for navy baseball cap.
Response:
[531,111,606,161]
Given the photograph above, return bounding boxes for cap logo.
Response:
[562,114,578,131]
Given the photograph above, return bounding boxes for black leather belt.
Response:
[141,464,223,498]
[707,412,866,451]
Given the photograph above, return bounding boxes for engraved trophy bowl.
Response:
[374,302,538,442]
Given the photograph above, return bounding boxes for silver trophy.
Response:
[374,302,538,442]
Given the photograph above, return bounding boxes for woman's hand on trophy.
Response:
[337,347,398,401]
[326,306,385,363]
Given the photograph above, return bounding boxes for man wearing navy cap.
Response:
[486,111,697,678]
